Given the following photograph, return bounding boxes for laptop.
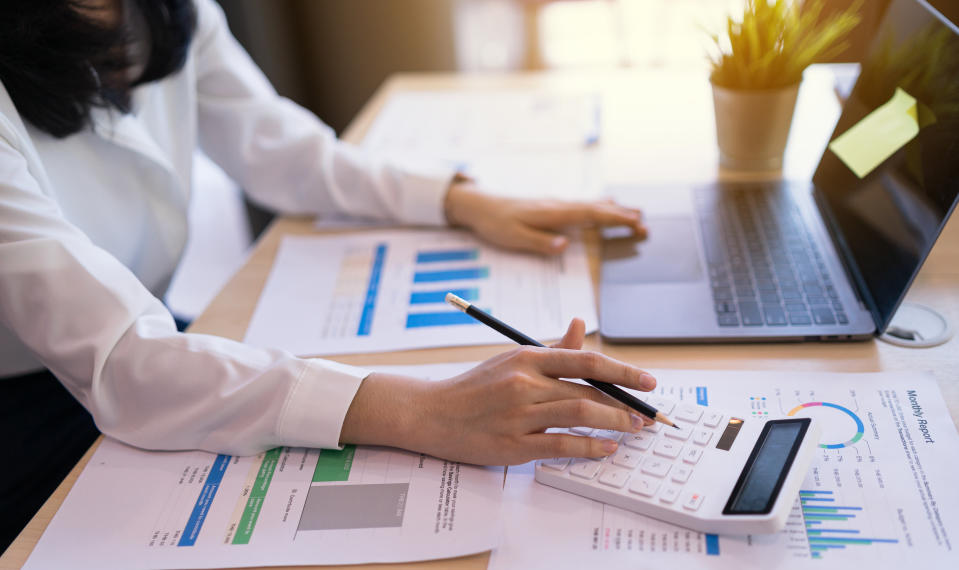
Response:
[600,0,959,343]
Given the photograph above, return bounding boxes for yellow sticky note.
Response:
[828,87,926,179]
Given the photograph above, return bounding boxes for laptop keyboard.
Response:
[696,186,848,328]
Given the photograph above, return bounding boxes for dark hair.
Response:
[0,0,196,138]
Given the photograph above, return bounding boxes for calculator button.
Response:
[682,492,705,511]
[612,449,643,469]
[641,458,672,478]
[703,412,724,428]
[623,432,655,451]
[675,404,704,423]
[654,440,682,459]
[660,485,682,504]
[671,465,693,483]
[692,429,713,446]
[570,426,594,435]
[629,475,661,497]
[682,447,704,464]
[570,460,602,479]
[540,458,570,471]
[598,467,631,489]
[642,422,663,433]
[664,425,692,441]
[648,397,675,414]
[593,429,623,442]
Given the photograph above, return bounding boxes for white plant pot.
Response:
[711,82,800,171]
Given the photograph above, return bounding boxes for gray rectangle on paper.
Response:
[298,483,409,531]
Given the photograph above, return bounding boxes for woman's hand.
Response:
[443,177,647,255]
[339,319,657,465]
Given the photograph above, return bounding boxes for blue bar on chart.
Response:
[705,534,720,555]
[178,454,232,547]
[357,244,387,336]
[415,249,479,263]
[413,267,489,283]
[409,288,480,305]
[406,311,481,328]
[696,387,708,406]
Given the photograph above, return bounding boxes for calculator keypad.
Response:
[538,399,728,510]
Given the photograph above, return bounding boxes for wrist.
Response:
[339,373,433,450]
[443,174,481,229]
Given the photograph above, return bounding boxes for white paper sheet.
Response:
[359,90,605,202]
[362,91,602,154]
[23,363,502,570]
[243,230,597,356]
[488,368,959,569]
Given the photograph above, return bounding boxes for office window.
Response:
[538,0,747,69]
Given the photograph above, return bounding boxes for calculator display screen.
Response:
[723,419,810,515]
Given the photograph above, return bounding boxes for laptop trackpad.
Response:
[601,217,703,283]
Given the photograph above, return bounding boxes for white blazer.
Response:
[0,0,454,454]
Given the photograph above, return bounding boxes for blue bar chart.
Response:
[244,231,596,355]
[799,490,898,559]
[407,248,490,330]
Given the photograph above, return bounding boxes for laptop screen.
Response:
[812,0,959,333]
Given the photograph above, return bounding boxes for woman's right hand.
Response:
[339,319,657,465]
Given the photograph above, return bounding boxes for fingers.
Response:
[525,432,620,459]
[524,398,644,434]
[550,318,585,350]
[533,201,646,233]
[507,224,569,255]
[517,346,656,392]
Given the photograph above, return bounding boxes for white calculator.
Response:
[535,395,821,535]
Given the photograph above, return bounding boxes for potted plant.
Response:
[707,0,862,170]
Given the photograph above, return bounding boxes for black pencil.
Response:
[445,292,677,429]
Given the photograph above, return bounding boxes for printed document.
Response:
[362,90,601,154]
[359,90,604,200]
[243,230,597,356]
[23,365,501,569]
[488,368,959,569]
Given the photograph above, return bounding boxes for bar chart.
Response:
[406,247,490,329]
[244,231,597,355]
[799,490,899,559]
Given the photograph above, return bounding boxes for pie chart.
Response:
[787,401,865,449]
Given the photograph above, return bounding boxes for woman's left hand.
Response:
[443,176,648,255]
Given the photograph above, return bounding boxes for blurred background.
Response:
[168,0,897,321]
[216,0,894,134]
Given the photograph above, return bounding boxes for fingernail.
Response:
[631,413,644,432]
[640,373,657,390]
[551,236,568,251]
[601,439,618,454]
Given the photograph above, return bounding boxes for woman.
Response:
[0,0,654,548]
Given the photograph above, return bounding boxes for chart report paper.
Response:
[487,368,959,569]
[24,434,502,568]
[243,231,597,356]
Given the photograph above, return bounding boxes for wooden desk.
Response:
[4,69,958,569]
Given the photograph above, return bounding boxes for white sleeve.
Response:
[0,136,368,456]
[192,0,454,225]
